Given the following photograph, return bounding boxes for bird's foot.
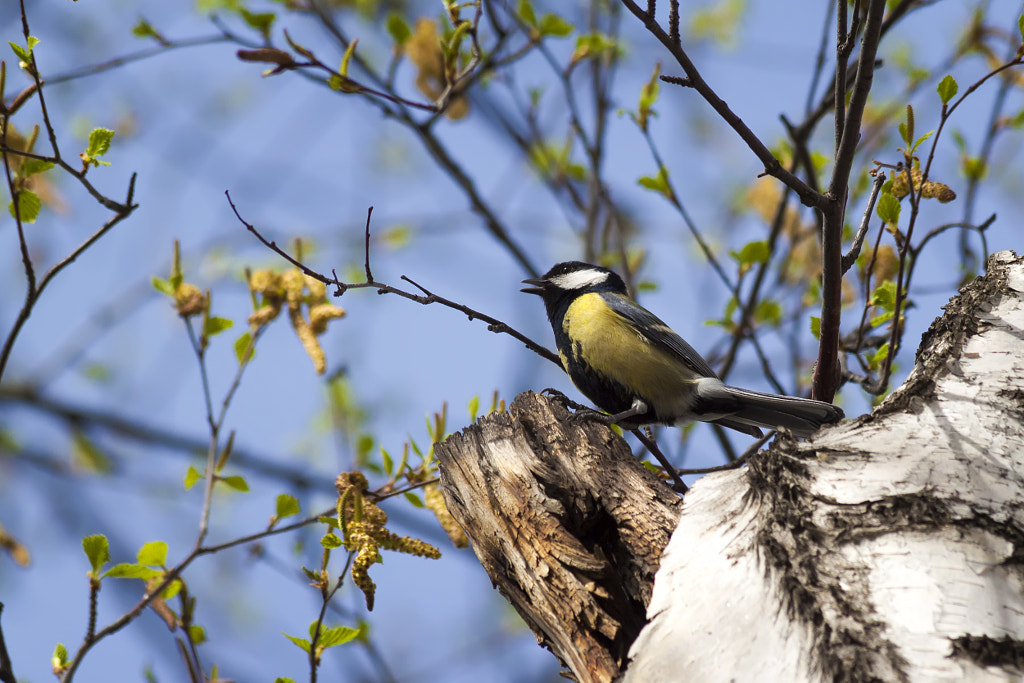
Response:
[567,407,615,426]
[540,388,589,413]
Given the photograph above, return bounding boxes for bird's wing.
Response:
[602,293,720,379]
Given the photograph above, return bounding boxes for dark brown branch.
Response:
[814,0,886,402]
[0,162,138,381]
[46,34,233,86]
[0,604,15,683]
[619,0,820,209]
[0,384,332,492]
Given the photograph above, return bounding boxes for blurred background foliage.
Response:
[1,0,1023,681]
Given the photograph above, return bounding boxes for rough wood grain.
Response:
[436,392,681,683]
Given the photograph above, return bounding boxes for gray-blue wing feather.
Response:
[601,292,720,379]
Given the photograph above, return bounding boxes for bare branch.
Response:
[619,0,821,209]
[842,171,886,274]
[228,192,561,366]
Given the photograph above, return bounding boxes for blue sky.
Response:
[2,1,1023,681]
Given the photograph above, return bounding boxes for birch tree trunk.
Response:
[437,250,1024,683]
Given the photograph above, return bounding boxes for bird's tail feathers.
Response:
[698,383,844,438]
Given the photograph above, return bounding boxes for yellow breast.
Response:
[562,293,697,412]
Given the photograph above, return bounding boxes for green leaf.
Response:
[729,240,770,266]
[875,192,901,226]
[380,225,412,249]
[220,475,249,492]
[637,165,672,199]
[276,494,300,519]
[150,275,173,297]
[215,430,235,473]
[81,362,111,383]
[184,465,202,490]
[897,121,909,145]
[82,535,110,576]
[19,158,54,178]
[9,189,41,223]
[137,541,168,566]
[321,533,343,549]
[72,430,113,474]
[538,13,573,37]
[810,315,821,340]
[317,625,360,648]
[274,679,297,683]
[86,128,115,158]
[910,131,933,154]
[962,156,987,182]
[754,299,782,327]
[234,331,255,365]
[1007,108,1024,129]
[52,643,68,668]
[239,8,275,37]
[188,624,207,644]
[870,280,898,311]
[467,395,480,422]
[634,62,661,132]
[937,74,958,105]
[204,316,234,337]
[103,563,163,580]
[282,632,311,653]
[404,492,425,508]
[690,0,744,43]
[518,0,537,26]
[9,41,31,64]
[385,13,411,46]
[572,32,620,63]
[317,515,340,529]
[868,342,890,370]
[355,434,375,467]
[869,310,894,328]
[132,19,158,39]
[338,39,358,79]
[380,448,394,477]
[161,578,183,600]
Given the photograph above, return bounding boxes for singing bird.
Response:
[522,261,843,437]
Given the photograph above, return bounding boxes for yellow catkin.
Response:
[424,484,468,548]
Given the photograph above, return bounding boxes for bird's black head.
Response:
[521,261,628,320]
[521,261,627,296]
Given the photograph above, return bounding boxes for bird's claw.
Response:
[540,388,588,412]
[538,389,614,425]
[567,407,614,425]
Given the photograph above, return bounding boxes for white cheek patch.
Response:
[551,269,609,290]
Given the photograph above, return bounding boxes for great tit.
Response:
[522,261,844,438]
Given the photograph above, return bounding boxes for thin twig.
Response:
[619,0,820,208]
[632,428,687,493]
[842,171,886,274]
[228,192,560,366]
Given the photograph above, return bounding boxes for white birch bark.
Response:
[627,250,1024,682]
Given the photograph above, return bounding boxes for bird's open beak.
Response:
[520,277,546,295]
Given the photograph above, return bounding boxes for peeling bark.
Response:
[435,394,681,682]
